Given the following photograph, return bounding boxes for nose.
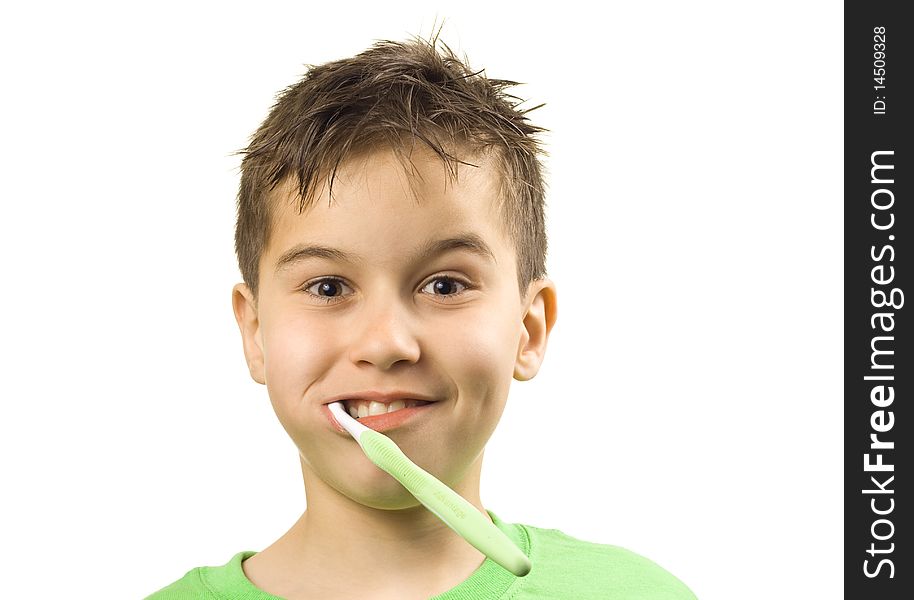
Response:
[347,297,421,370]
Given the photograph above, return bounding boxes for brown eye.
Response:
[303,278,352,303]
[421,277,468,297]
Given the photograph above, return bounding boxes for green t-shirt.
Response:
[146,511,697,599]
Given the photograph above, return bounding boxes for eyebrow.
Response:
[274,232,498,274]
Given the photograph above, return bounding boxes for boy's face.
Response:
[233,146,556,509]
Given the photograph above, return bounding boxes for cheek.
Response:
[262,313,339,418]
[443,307,519,412]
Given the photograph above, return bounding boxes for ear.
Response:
[513,278,558,381]
[232,283,266,385]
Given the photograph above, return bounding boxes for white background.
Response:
[0,2,842,598]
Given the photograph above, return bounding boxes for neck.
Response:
[243,453,490,600]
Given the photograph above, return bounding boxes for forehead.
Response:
[262,147,513,273]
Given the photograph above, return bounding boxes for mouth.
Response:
[323,392,439,434]
[342,398,433,419]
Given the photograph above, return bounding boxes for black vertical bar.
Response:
[845,2,911,598]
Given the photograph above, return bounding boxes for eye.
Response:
[420,276,470,299]
[302,278,353,304]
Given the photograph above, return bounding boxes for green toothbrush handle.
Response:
[359,429,531,577]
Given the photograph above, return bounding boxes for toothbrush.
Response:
[328,402,532,577]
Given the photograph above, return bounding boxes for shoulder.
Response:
[518,523,698,600]
[144,551,259,600]
[143,567,209,600]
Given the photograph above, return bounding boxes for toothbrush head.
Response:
[328,401,370,440]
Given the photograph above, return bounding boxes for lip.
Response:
[322,390,439,434]
[322,390,438,406]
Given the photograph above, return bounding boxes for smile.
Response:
[343,398,432,419]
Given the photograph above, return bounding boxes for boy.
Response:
[147,35,697,599]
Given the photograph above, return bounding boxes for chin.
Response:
[331,460,422,508]
[343,481,423,511]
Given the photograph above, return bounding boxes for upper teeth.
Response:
[347,399,422,419]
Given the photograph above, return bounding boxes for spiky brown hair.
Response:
[234,34,548,302]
